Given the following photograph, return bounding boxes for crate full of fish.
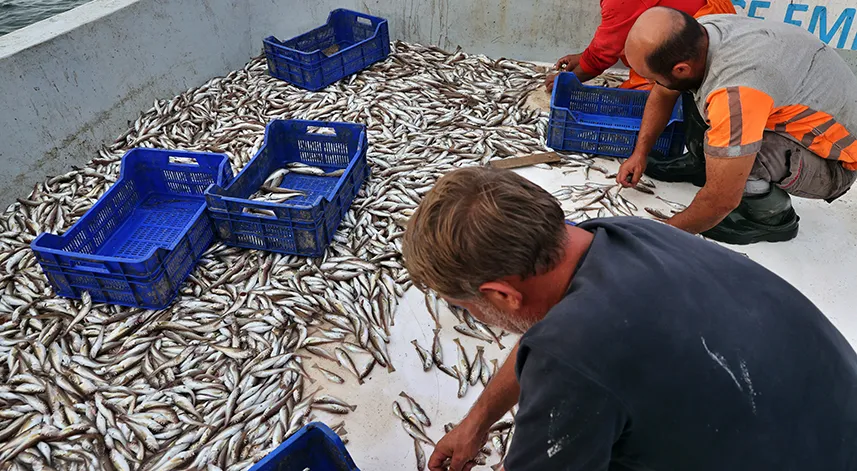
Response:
[31,149,233,309]
[248,422,359,471]
[263,9,390,91]
[205,119,368,257]
[547,72,685,158]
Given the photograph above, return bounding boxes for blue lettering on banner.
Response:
[808,6,855,49]
[784,3,809,27]
[747,0,770,19]
[731,0,857,50]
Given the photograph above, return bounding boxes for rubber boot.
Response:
[702,187,800,245]
[645,92,707,187]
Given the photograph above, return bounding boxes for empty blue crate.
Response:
[264,9,390,91]
[205,119,369,257]
[547,72,685,158]
[31,149,233,309]
[249,422,359,471]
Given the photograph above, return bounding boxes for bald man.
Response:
[617,9,857,244]
[543,0,735,92]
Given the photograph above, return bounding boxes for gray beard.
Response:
[474,299,537,335]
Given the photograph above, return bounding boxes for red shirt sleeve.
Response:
[579,0,653,76]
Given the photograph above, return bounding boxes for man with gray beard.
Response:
[402,167,857,471]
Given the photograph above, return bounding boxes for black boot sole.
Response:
[702,214,800,245]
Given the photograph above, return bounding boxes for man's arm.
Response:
[548,0,649,92]
[665,86,774,232]
[503,351,627,471]
[666,155,755,233]
[428,342,521,471]
[617,85,682,186]
[580,0,650,78]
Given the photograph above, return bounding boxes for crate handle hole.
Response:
[169,156,199,166]
[243,207,277,219]
[307,126,337,136]
[357,16,373,25]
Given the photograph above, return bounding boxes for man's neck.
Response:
[696,27,711,89]
[516,225,595,322]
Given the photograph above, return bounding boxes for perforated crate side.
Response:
[205,120,368,256]
[547,72,685,158]
[263,9,389,91]
[247,422,359,471]
[32,148,229,308]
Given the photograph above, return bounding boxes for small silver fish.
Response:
[414,438,427,470]
[311,365,345,385]
[399,391,430,427]
[644,207,671,220]
[410,339,433,371]
[453,338,470,379]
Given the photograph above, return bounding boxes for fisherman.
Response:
[617,9,857,243]
[403,167,857,471]
[545,0,735,194]
[543,0,734,92]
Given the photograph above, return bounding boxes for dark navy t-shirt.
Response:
[505,217,857,471]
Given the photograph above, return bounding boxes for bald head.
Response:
[625,7,707,89]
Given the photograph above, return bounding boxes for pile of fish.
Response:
[0,39,691,470]
[0,41,554,471]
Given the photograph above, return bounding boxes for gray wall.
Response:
[0,0,250,208]
[250,0,600,62]
[1,0,857,209]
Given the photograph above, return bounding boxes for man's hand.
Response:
[555,53,581,71]
[545,72,559,92]
[666,154,755,234]
[545,54,583,92]
[428,417,489,471]
[617,153,647,187]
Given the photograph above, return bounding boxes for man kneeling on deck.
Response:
[403,167,857,471]
[617,9,857,244]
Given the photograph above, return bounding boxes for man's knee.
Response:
[777,149,857,201]
[752,132,856,201]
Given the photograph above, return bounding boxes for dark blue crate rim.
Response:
[549,72,684,130]
[206,120,366,217]
[263,9,387,66]
[547,72,685,158]
[31,148,230,309]
[248,422,359,471]
[31,149,231,269]
[38,221,210,309]
[263,9,390,91]
[205,119,369,257]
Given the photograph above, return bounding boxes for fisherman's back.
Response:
[506,218,857,471]
[696,15,857,162]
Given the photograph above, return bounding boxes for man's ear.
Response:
[478,281,523,311]
[673,62,692,78]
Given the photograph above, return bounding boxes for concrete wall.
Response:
[2,0,857,209]
[249,0,600,63]
[0,0,250,208]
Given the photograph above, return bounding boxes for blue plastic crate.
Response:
[547,72,685,158]
[249,422,359,471]
[205,120,369,257]
[31,149,232,309]
[264,9,390,91]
